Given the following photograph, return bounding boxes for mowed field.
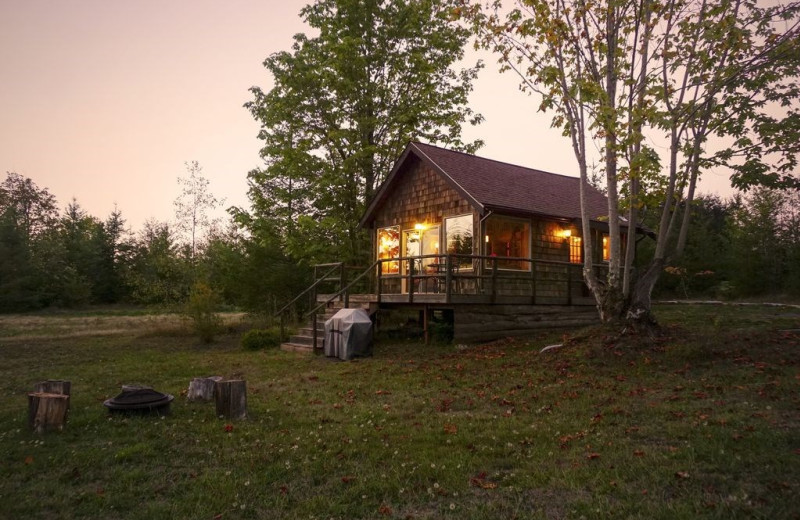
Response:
[0,304,798,519]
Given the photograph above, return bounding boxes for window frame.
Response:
[444,213,474,271]
[376,225,400,275]
[484,215,532,271]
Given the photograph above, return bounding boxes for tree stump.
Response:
[214,380,247,420]
[28,393,70,433]
[34,379,72,399]
[187,376,222,402]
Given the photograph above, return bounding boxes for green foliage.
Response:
[653,190,800,299]
[466,0,800,321]
[240,327,284,350]
[184,282,223,343]
[243,0,483,266]
[127,220,192,305]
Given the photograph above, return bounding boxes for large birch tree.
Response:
[464,0,800,327]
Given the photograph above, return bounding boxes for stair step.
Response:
[280,342,316,353]
[289,334,324,348]
[298,327,324,336]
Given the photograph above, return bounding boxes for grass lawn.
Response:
[0,304,798,519]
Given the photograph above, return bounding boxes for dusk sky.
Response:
[0,0,737,233]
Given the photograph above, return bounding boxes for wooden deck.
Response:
[278,257,605,350]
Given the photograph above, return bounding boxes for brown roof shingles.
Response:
[410,142,609,221]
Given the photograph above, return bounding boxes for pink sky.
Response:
[0,0,736,233]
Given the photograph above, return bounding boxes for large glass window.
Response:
[569,236,582,263]
[485,216,531,270]
[377,226,400,274]
[445,214,473,270]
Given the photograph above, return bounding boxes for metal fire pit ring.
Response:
[103,386,174,414]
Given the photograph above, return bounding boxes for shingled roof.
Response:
[361,142,610,227]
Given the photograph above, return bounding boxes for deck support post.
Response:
[423,305,430,344]
[567,264,573,305]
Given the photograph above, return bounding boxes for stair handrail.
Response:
[304,260,379,352]
[273,262,342,318]
[274,262,343,343]
[305,260,380,319]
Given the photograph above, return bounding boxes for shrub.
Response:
[184,282,223,343]
[241,327,283,350]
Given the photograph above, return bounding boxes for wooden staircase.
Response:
[280,299,371,354]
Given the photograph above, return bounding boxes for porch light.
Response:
[561,228,572,238]
[414,223,426,231]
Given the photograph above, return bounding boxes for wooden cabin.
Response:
[354,142,624,341]
[281,142,631,349]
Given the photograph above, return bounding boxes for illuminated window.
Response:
[602,234,610,262]
[445,214,473,270]
[569,236,582,263]
[485,216,531,270]
[377,226,399,274]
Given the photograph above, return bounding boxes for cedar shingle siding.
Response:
[372,155,475,235]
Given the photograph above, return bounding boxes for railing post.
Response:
[445,254,453,304]
[491,257,498,303]
[377,261,383,303]
[339,263,345,303]
[408,258,415,303]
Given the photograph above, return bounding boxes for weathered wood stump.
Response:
[214,379,247,420]
[28,392,70,433]
[187,376,222,402]
[34,379,72,399]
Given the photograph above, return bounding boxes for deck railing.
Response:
[375,254,609,305]
[278,255,611,348]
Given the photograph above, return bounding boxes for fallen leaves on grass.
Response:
[675,471,690,479]
[443,423,458,435]
[470,472,497,489]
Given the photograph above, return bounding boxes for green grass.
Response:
[1,304,798,519]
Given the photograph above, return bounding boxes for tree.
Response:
[0,172,58,240]
[0,172,60,310]
[127,220,191,305]
[244,0,484,264]
[466,0,800,326]
[174,161,223,260]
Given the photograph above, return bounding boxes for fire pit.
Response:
[103,385,174,415]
